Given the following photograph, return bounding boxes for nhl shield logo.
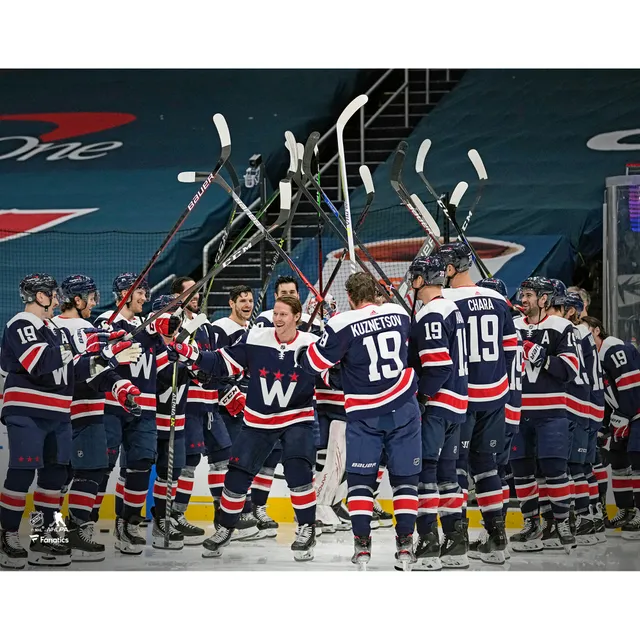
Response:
[29,511,44,530]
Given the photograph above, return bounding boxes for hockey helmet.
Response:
[549,278,568,308]
[19,273,59,305]
[60,274,100,306]
[112,272,149,301]
[437,242,473,273]
[151,294,176,312]
[477,277,508,298]
[408,254,446,287]
[563,292,584,314]
[517,276,555,306]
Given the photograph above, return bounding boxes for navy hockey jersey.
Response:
[513,314,579,418]
[315,374,346,419]
[565,325,591,427]
[51,315,119,428]
[198,328,319,429]
[443,286,518,412]
[505,330,524,428]
[96,311,169,417]
[409,296,468,422]
[1,312,91,422]
[302,303,417,419]
[156,363,190,433]
[576,323,605,428]
[185,322,218,416]
[599,337,640,422]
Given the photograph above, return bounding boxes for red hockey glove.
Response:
[154,314,182,338]
[220,385,246,417]
[610,413,630,441]
[86,329,126,353]
[112,379,142,417]
[522,340,547,367]
[167,341,200,365]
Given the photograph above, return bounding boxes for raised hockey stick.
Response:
[164,361,179,548]
[128,181,293,339]
[415,139,490,277]
[212,173,331,313]
[108,114,231,325]
[336,94,368,273]
[295,131,410,312]
[249,136,305,326]
[461,148,488,233]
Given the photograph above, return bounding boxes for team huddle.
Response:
[1,240,639,571]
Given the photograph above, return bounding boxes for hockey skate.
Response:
[315,505,340,535]
[372,500,394,528]
[351,535,372,570]
[394,534,416,571]
[541,516,561,549]
[621,509,640,540]
[230,512,261,542]
[67,520,106,562]
[509,517,543,553]
[331,501,352,531]
[114,516,146,555]
[606,508,635,535]
[202,524,233,558]
[440,520,469,569]
[152,516,185,550]
[556,518,576,554]
[469,518,507,565]
[414,523,441,571]
[0,530,28,570]
[575,515,598,546]
[291,523,316,562]
[252,504,279,538]
[29,533,71,567]
[593,504,607,543]
[171,512,206,545]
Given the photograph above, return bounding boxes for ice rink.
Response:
[12,521,640,572]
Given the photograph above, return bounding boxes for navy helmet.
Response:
[437,242,473,273]
[151,294,176,312]
[517,276,555,307]
[564,292,585,315]
[408,254,446,287]
[19,273,58,305]
[477,277,508,298]
[113,272,149,301]
[549,278,567,308]
[60,274,99,306]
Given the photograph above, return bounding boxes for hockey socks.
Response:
[67,470,104,524]
[174,463,197,513]
[122,468,150,521]
[417,460,438,534]
[33,464,68,527]
[251,448,280,508]
[91,473,109,523]
[391,478,419,536]
[0,469,33,531]
[437,458,463,533]
[470,455,504,529]
[347,473,376,536]
[611,468,634,509]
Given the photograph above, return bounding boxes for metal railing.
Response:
[149,272,176,297]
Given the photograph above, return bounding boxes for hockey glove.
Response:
[167,341,200,365]
[220,385,246,417]
[610,413,630,441]
[293,345,309,368]
[417,393,430,415]
[112,379,142,417]
[60,343,74,366]
[522,340,547,367]
[154,314,182,338]
[109,341,143,365]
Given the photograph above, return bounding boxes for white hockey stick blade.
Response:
[415,139,432,174]
[450,181,469,207]
[409,194,441,238]
[336,94,368,134]
[180,313,209,336]
[212,114,231,148]
[284,131,298,174]
[468,149,488,180]
[279,179,292,211]
[177,171,197,183]
[359,165,375,195]
[297,143,305,170]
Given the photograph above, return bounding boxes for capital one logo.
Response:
[0,112,136,162]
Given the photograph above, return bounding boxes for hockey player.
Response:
[567,286,591,318]
[52,275,142,561]
[439,243,518,565]
[563,295,606,542]
[96,273,170,555]
[546,281,596,546]
[209,285,262,540]
[170,296,320,561]
[0,274,134,569]
[299,272,422,570]
[510,276,579,554]
[166,277,214,544]
[477,277,523,529]
[408,255,469,571]
[584,316,640,539]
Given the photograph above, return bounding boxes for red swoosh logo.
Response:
[0,209,99,243]
[0,113,136,141]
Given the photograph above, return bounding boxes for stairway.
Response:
[205,68,466,319]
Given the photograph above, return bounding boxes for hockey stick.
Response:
[460,149,489,234]
[211,173,331,313]
[336,94,368,273]
[249,137,305,326]
[128,181,293,339]
[164,361,178,548]
[304,164,375,331]
[415,139,490,278]
[201,161,242,312]
[108,114,231,325]
[315,144,324,298]
[295,131,410,312]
